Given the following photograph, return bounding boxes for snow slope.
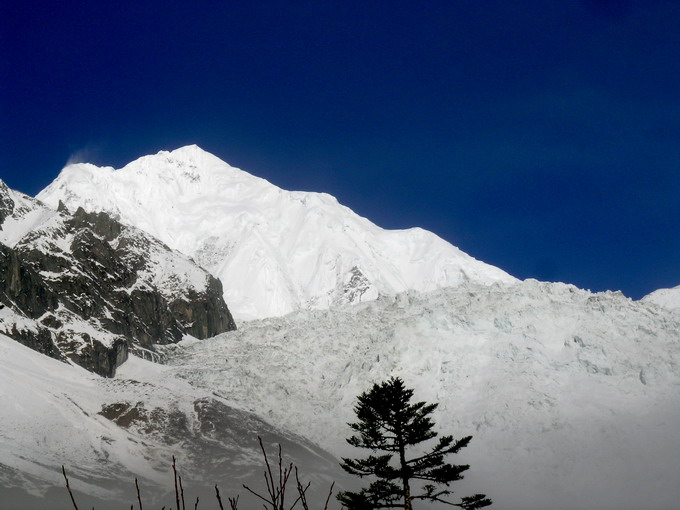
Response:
[0,333,344,510]
[38,145,516,320]
[0,180,57,248]
[163,280,680,510]
[642,284,680,311]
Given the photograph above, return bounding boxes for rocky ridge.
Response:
[0,180,235,376]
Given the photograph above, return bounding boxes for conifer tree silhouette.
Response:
[337,377,491,510]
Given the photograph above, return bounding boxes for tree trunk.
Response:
[397,424,412,510]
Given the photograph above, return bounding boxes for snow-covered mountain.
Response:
[162,280,680,510]
[38,145,515,320]
[3,145,679,510]
[0,332,345,510]
[0,179,235,375]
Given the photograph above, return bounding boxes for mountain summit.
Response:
[38,145,515,320]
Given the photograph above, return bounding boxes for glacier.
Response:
[162,280,680,510]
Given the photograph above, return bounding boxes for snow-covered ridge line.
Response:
[38,145,516,320]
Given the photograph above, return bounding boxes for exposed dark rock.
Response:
[0,181,236,377]
[99,401,190,442]
[0,180,15,225]
[7,322,62,361]
[62,335,129,378]
[0,244,60,317]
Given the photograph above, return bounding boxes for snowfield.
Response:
[0,332,344,510]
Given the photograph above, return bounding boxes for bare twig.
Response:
[61,465,80,510]
[135,477,143,510]
[179,474,186,510]
[278,444,284,508]
[215,485,225,510]
[294,467,311,510]
[259,437,276,506]
[244,437,306,510]
[322,482,335,510]
[294,463,334,510]
[242,483,275,507]
[173,456,180,510]
[228,495,239,510]
[194,496,199,510]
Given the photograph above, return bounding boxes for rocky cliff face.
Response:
[0,180,235,376]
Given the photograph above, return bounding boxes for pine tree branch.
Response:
[456,494,493,509]
[411,489,452,502]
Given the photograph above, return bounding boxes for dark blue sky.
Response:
[2,1,679,298]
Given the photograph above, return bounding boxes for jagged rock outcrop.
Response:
[0,181,15,224]
[0,243,60,318]
[0,180,236,376]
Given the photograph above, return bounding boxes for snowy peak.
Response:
[42,145,267,209]
[38,146,516,320]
